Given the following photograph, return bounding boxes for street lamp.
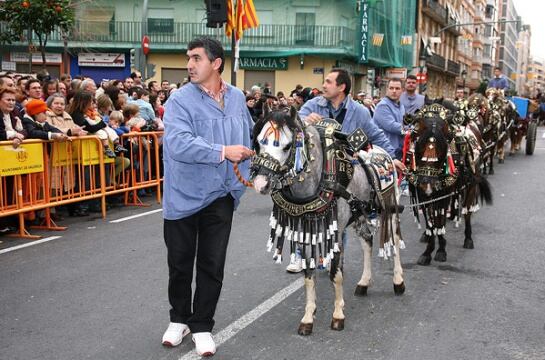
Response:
[461,69,467,93]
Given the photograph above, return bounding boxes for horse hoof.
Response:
[488,169,494,175]
[417,255,432,266]
[393,282,405,295]
[354,285,368,296]
[330,318,345,331]
[298,323,313,336]
[434,251,447,262]
[463,239,474,249]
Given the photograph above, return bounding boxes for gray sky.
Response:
[514,0,545,60]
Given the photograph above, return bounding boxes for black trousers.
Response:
[163,195,234,333]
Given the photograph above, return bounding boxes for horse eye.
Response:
[282,143,292,152]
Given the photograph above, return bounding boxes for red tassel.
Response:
[401,132,411,164]
[447,152,456,174]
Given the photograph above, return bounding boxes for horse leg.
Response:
[463,213,474,249]
[355,238,372,296]
[497,141,505,164]
[330,264,345,331]
[417,231,435,266]
[392,221,405,295]
[298,275,316,336]
[434,234,447,262]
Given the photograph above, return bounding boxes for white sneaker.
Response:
[286,254,303,273]
[162,322,190,347]
[192,332,216,357]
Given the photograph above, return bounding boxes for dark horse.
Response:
[404,102,492,265]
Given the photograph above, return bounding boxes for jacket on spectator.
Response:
[22,114,63,140]
[298,95,396,158]
[128,98,155,122]
[399,92,425,115]
[373,97,405,159]
[70,110,107,133]
[45,110,78,136]
[1,113,27,141]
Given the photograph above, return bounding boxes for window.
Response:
[295,13,315,45]
[148,8,174,34]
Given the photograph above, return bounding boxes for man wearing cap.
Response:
[22,99,69,141]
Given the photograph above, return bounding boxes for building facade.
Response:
[1,0,367,96]
[482,0,500,81]
[527,58,545,98]
[515,24,531,96]
[496,0,520,91]
[417,0,461,98]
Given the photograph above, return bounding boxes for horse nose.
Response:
[253,176,270,194]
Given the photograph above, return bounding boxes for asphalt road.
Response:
[1,129,545,360]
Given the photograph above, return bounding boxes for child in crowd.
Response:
[108,110,129,136]
[86,100,127,158]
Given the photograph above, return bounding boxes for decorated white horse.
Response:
[249,105,405,335]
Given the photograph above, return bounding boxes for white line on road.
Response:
[178,277,305,360]
[109,208,163,223]
[0,236,62,255]
[542,131,545,139]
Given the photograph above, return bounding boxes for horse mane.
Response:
[252,105,301,151]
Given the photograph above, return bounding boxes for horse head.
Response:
[467,94,490,129]
[251,105,303,194]
[410,103,453,196]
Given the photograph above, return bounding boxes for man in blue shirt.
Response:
[299,68,400,163]
[161,37,254,357]
[399,74,425,115]
[488,67,509,90]
[374,78,406,160]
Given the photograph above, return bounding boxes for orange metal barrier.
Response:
[0,131,163,239]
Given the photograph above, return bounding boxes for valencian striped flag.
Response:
[225,0,259,41]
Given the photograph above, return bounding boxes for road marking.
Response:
[0,236,62,255]
[178,277,305,360]
[109,208,163,223]
[542,132,545,139]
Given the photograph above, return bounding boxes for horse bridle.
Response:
[249,120,310,190]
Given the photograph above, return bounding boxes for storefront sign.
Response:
[385,68,407,79]
[78,53,126,67]
[0,143,44,176]
[239,57,288,71]
[1,61,16,71]
[358,0,369,64]
[10,52,62,64]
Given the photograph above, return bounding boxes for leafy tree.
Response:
[0,0,75,69]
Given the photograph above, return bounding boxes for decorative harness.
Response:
[250,118,401,274]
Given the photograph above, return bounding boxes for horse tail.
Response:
[477,176,493,205]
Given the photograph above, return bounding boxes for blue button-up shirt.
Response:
[488,76,509,90]
[162,82,253,220]
[299,95,396,157]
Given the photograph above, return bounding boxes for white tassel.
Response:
[332,220,338,231]
[378,248,385,258]
[305,232,310,244]
[333,242,340,253]
[275,224,282,236]
[311,234,317,245]
[299,231,304,244]
[318,232,323,243]
[309,258,316,269]
[287,229,293,241]
[302,259,307,270]
[417,223,422,230]
[400,240,406,249]
[275,254,282,264]
[266,239,274,252]
[293,231,298,243]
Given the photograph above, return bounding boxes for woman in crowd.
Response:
[0,87,26,147]
[149,94,164,120]
[67,90,125,158]
[42,79,59,100]
[45,93,87,137]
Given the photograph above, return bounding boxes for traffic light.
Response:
[146,63,156,79]
[130,48,141,71]
[130,49,135,66]
[205,0,228,28]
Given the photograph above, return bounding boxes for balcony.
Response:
[422,0,447,26]
[0,21,356,56]
[427,53,446,71]
[447,59,460,75]
[445,12,461,36]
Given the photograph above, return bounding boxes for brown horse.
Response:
[405,102,492,265]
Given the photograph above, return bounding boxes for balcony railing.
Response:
[1,21,356,54]
[422,0,447,26]
[447,59,460,75]
[428,53,446,70]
